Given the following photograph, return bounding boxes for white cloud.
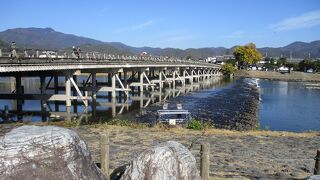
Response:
[132,20,155,30]
[114,20,156,33]
[161,35,196,43]
[223,31,244,39]
[270,9,320,32]
[98,8,108,17]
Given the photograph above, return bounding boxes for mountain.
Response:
[68,43,134,55]
[0,27,104,49]
[258,41,320,59]
[0,27,319,59]
[0,39,8,49]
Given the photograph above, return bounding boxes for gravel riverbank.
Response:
[74,126,320,179]
[1,124,319,179]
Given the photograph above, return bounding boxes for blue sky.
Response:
[1,0,320,49]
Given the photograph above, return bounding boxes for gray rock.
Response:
[120,141,200,180]
[0,125,106,180]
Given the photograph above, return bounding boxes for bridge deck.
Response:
[0,57,220,73]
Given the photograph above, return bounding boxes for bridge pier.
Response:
[15,75,23,121]
[65,74,72,107]
[54,76,59,111]
[40,75,47,121]
[10,77,17,111]
[92,73,97,100]
[111,72,116,98]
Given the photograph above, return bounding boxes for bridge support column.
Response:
[92,73,97,99]
[172,70,176,97]
[159,70,163,89]
[190,70,194,85]
[54,76,59,111]
[158,70,163,103]
[15,75,23,121]
[10,77,17,111]
[40,75,47,121]
[182,70,186,86]
[139,71,144,95]
[73,75,78,113]
[139,71,144,108]
[65,74,72,107]
[111,73,116,98]
[124,70,129,97]
[111,96,116,117]
[195,70,199,82]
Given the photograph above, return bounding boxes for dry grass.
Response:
[84,123,320,138]
[1,121,318,138]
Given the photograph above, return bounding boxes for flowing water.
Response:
[0,77,319,132]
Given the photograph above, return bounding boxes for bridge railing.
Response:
[0,48,219,67]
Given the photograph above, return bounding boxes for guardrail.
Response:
[0,48,219,67]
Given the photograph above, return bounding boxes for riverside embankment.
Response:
[236,70,320,82]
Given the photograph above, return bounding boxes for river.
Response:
[258,79,320,132]
[0,77,319,132]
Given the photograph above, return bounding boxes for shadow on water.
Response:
[0,77,234,125]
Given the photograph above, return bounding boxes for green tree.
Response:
[233,43,262,68]
[314,60,320,72]
[226,58,236,66]
[221,63,236,76]
[185,55,192,60]
[278,57,287,66]
[299,58,312,72]
[286,62,298,71]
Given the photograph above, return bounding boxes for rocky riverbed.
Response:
[137,78,260,131]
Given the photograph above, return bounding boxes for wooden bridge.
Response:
[0,48,221,121]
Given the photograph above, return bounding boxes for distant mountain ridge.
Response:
[0,27,319,59]
[0,27,104,49]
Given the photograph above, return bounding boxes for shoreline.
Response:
[235,70,320,82]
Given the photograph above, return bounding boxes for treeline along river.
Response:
[0,77,319,132]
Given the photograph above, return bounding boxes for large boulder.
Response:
[120,141,200,180]
[0,125,106,180]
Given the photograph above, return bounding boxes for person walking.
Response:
[10,42,18,59]
[72,46,78,59]
[77,47,81,58]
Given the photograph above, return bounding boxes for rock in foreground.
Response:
[120,141,200,180]
[0,125,106,180]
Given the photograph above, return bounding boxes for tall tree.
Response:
[233,43,262,68]
[278,57,287,66]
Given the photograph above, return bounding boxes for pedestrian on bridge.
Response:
[10,42,19,59]
[77,47,81,58]
[72,46,79,59]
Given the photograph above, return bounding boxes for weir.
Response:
[0,48,221,121]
